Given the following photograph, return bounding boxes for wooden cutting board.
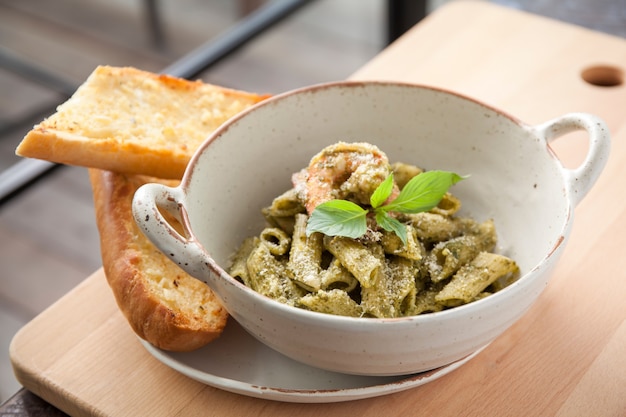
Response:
[10,1,626,416]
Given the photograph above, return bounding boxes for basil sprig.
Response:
[306,170,466,245]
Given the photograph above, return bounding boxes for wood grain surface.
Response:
[10,1,626,416]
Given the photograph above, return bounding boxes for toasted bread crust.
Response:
[18,66,269,179]
[89,168,228,351]
[19,129,187,178]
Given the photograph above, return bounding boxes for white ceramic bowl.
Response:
[132,81,610,376]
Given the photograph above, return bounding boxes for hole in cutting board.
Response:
[581,65,623,87]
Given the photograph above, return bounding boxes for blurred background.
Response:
[1,0,624,402]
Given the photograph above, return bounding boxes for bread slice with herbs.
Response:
[89,168,228,351]
[17,65,269,179]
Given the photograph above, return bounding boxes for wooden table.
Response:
[8,1,626,415]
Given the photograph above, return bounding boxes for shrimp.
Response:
[293,142,397,214]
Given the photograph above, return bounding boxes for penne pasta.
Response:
[361,255,417,318]
[411,281,447,315]
[259,227,291,256]
[288,213,323,291]
[246,241,306,305]
[435,252,520,307]
[427,219,497,282]
[298,289,363,317]
[261,188,305,234]
[324,236,382,289]
[263,188,305,217]
[228,236,259,287]
[321,258,359,292]
[404,212,472,243]
[381,225,424,261]
[430,192,461,216]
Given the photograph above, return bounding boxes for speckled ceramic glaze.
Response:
[132,81,610,376]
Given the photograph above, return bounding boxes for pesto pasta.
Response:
[229,142,519,318]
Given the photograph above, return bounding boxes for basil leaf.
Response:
[375,211,407,245]
[304,168,467,246]
[306,200,368,238]
[370,173,395,209]
[381,170,465,213]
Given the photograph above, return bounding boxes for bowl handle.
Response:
[534,113,611,207]
[132,183,208,279]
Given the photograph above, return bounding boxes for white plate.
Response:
[140,320,483,403]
